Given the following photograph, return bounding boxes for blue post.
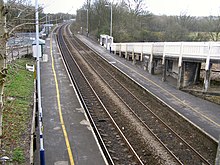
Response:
[39,110,45,164]
[40,149,45,165]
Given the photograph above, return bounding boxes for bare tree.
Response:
[0,0,38,116]
[124,0,146,15]
[0,0,8,110]
[206,15,220,41]
[176,11,196,31]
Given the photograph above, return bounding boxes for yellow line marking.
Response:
[50,32,75,165]
[110,56,220,128]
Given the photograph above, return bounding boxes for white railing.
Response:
[111,42,220,61]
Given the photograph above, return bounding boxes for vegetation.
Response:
[0,1,75,163]
[1,57,35,164]
[75,0,220,42]
[5,0,75,34]
[12,148,25,163]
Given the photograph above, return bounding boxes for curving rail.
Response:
[68,31,215,165]
[56,23,217,165]
[56,24,144,165]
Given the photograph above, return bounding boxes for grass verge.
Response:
[0,57,35,164]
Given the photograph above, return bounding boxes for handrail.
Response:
[111,42,220,61]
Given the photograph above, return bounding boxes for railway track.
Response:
[56,24,217,164]
[57,24,144,165]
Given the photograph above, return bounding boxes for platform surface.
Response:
[40,33,106,165]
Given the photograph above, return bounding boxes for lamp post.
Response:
[86,0,89,36]
[110,2,112,37]
[86,9,89,37]
[105,1,112,37]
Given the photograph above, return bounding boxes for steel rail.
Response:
[65,26,212,165]
[57,24,144,165]
[56,24,114,165]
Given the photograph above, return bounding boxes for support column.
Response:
[140,45,143,62]
[162,43,166,81]
[151,60,155,75]
[193,63,201,84]
[148,44,154,74]
[148,58,154,74]
[144,63,147,70]
[132,49,136,65]
[119,44,121,57]
[162,59,168,82]
[125,44,128,59]
[126,53,129,60]
[143,56,148,71]
[177,42,183,89]
[204,43,212,93]
[203,65,212,93]
[177,64,183,89]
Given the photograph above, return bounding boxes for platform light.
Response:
[105,0,113,37]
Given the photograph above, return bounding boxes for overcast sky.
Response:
[147,0,220,16]
[36,0,220,16]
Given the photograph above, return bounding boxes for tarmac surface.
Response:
[78,34,220,142]
[39,33,107,164]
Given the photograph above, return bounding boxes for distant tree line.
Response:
[75,0,220,42]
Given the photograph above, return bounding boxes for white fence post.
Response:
[162,43,167,81]
[119,44,121,57]
[177,42,184,89]
[203,43,212,92]
[148,44,154,74]
[125,44,128,59]
[178,42,183,67]
[162,43,166,65]
[140,44,143,62]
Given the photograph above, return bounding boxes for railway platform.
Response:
[38,32,107,164]
[78,35,220,142]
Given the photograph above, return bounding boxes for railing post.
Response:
[140,44,143,62]
[162,43,166,81]
[132,48,135,65]
[177,42,183,89]
[162,43,166,65]
[119,44,121,57]
[203,43,211,93]
[125,44,128,59]
[148,44,154,74]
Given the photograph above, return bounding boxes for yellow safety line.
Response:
[50,33,75,165]
[112,57,220,128]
